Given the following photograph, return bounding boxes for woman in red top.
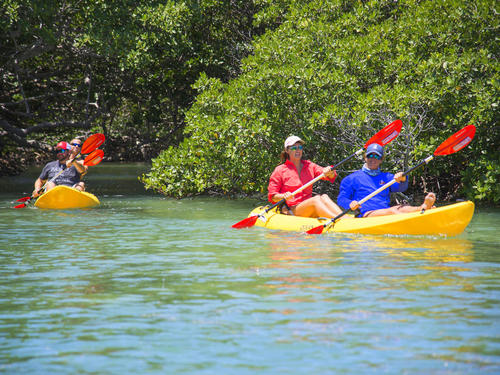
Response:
[268,135,343,218]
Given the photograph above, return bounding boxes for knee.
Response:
[312,195,323,204]
[320,194,333,202]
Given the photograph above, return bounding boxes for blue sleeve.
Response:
[337,175,354,210]
[394,179,408,192]
[386,172,408,193]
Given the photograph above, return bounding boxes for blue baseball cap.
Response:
[366,143,384,157]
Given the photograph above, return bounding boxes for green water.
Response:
[1,163,499,374]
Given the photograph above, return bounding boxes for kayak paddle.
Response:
[81,133,105,154]
[232,119,403,229]
[306,124,476,234]
[14,134,105,208]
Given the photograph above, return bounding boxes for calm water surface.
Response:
[1,163,499,374]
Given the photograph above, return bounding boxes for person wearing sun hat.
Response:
[31,141,87,197]
[267,135,344,218]
[337,143,436,217]
[67,137,88,191]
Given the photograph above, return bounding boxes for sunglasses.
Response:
[367,153,382,160]
[289,145,303,151]
[71,143,82,147]
[56,149,68,154]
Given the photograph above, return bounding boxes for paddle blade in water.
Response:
[16,196,31,202]
[84,149,104,166]
[364,119,402,148]
[232,215,258,229]
[14,202,28,209]
[306,225,325,235]
[434,124,476,156]
[81,133,105,154]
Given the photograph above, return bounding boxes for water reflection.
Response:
[256,232,479,327]
[348,235,474,263]
[1,165,499,374]
[261,231,474,269]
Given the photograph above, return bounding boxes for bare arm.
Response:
[67,158,88,176]
[32,178,46,197]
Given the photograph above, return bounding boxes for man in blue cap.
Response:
[337,143,435,217]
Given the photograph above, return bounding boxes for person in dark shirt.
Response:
[337,143,436,217]
[32,141,88,197]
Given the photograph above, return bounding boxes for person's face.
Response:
[365,152,383,170]
[70,139,82,152]
[287,142,303,161]
[55,148,70,161]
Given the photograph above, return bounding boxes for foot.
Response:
[421,192,436,210]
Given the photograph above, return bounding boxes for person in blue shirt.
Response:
[337,143,436,217]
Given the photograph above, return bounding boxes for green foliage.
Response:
[143,0,499,203]
[1,0,265,164]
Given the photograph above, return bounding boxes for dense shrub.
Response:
[142,0,498,203]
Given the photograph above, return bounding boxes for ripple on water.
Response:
[0,192,499,374]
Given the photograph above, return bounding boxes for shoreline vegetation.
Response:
[1,0,498,204]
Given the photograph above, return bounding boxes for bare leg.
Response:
[319,194,343,216]
[363,192,436,217]
[293,194,343,218]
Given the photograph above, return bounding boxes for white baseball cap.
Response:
[284,135,304,149]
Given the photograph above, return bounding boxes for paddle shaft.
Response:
[266,148,365,213]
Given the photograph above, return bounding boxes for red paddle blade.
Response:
[84,149,104,166]
[16,196,31,202]
[81,133,105,154]
[14,202,28,209]
[434,124,476,156]
[364,119,402,148]
[232,215,258,229]
[306,224,325,235]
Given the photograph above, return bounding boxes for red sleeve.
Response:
[268,166,283,203]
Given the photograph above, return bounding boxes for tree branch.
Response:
[25,120,93,134]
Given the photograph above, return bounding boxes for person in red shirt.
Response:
[268,135,343,218]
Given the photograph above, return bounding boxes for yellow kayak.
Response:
[249,201,474,236]
[34,185,100,209]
